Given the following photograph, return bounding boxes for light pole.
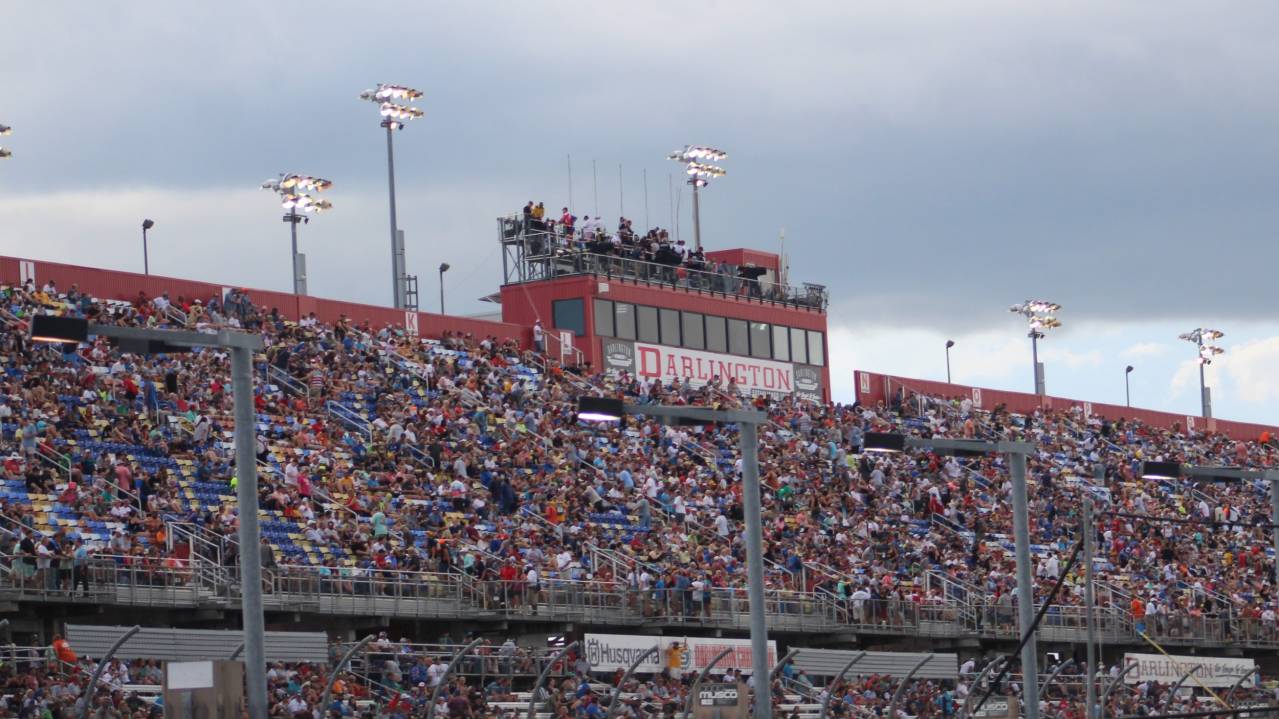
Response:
[577,397,771,719]
[1009,300,1062,396]
[0,123,11,159]
[864,432,1040,719]
[438,262,450,315]
[667,146,727,253]
[360,84,424,310]
[945,339,955,384]
[260,173,333,296]
[29,315,268,719]
[1178,328,1224,419]
[1124,365,1133,408]
[141,219,155,275]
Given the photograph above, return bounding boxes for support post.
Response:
[386,123,404,309]
[1084,499,1098,719]
[229,642,244,660]
[886,656,932,719]
[691,180,702,252]
[322,634,376,717]
[1225,671,1258,707]
[1100,662,1138,708]
[1008,450,1040,719]
[768,648,799,683]
[1162,664,1201,715]
[604,646,659,719]
[1038,660,1074,700]
[288,211,303,296]
[232,345,268,719]
[740,419,771,719]
[78,625,140,719]
[818,651,867,719]
[960,658,1006,719]
[1271,479,1279,608]
[528,641,581,719]
[683,647,734,719]
[425,637,484,719]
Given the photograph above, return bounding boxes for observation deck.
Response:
[497,215,827,312]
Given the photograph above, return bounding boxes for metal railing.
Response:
[265,363,309,399]
[3,551,1278,650]
[500,219,827,311]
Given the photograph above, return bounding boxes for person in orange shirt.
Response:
[52,634,77,666]
[1131,597,1147,634]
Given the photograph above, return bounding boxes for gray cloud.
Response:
[3,1,1278,325]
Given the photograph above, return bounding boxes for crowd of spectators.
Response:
[6,273,1279,628]
[3,272,1279,714]
[515,202,785,301]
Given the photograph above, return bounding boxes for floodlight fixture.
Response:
[1010,299,1062,395]
[0,148,10,159]
[577,396,625,423]
[361,83,425,310]
[862,432,907,453]
[261,172,333,296]
[1140,461,1182,481]
[29,315,89,344]
[1180,327,1225,418]
[667,144,729,252]
[0,124,11,136]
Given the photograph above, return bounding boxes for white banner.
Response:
[634,342,795,396]
[584,633,777,674]
[1123,653,1255,688]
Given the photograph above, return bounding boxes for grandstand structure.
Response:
[2,239,1279,716]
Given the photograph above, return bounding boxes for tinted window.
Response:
[593,299,614,337]
[659,308,681,346]
[615,303,636,340]
[790,327,807,365]
[772,324,790,361]
[682,312,705,350]
[807,330,825,366]
[637,306,659,343]
[749,322,771,358]
[727,319,749,356]
[552,299,586,337]
[705,316,727,353]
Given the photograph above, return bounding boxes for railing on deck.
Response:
[500,218,827,311]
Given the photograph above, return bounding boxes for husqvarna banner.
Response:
[583,633,776,674]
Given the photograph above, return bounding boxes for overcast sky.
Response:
[3,2,1278,423]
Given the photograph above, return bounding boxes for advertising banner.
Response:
[1123,653,1255,688]
[693,682,747,719]
[633,342,794,395]
[584,634,777,674]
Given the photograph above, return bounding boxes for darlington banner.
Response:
[583,633,777,674]
[620,341,796,395]
[1123,653,1255,688]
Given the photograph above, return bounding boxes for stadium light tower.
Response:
[667,145,727,252]
[1178,327,1224,418]
[1,123,12,159]
[360,83,425,310]
[260,173,333,296]
[1009,300,1062,396]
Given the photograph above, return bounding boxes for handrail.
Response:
[265,363,309,399]
[500,221,828,310]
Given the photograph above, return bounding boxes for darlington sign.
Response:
[634,342,793,394]
[1122,653,1255,688]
